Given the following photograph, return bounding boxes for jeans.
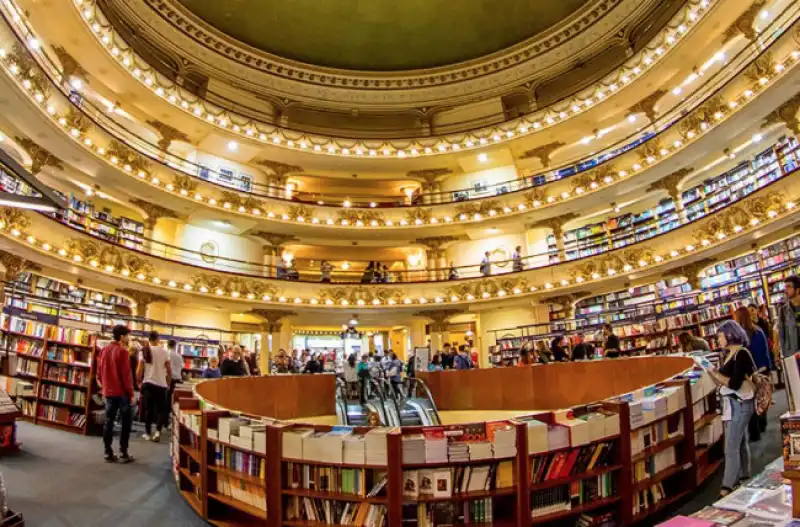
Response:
[103,396,132,455]
[723,397,754,489]
[141,383,168,435]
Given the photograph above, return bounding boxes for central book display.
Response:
[172,357,723,527]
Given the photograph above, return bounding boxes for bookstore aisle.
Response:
[1,422,205,526]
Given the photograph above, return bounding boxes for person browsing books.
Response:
[707,320,756,496]
[602,324,621,358]
[734,306,772,441]
[166,339,182,407]
[571,333,593,361]
[777,275,800,359]
[97,324,135,463]
[136,331,172,443]
[677,331,711,354]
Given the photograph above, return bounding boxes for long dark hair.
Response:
[142,331,159,364]
[347,353,356,367]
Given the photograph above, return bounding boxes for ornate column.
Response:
[647,168,694,224]
[129,199,179,255]
[408,168,452,205]
[250,310,297,373]
[246,231,297,277]
[255,160,303,199]
[527,213,578,263]
[415,236,459,281]
[116,289,169,330]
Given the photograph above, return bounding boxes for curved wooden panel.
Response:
[194,373,336,420]
[418,356,695,412]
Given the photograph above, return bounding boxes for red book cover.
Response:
[558,448,581,479]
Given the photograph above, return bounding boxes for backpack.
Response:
[740,347,773,416]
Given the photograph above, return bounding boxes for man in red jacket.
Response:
[98,325,135,462]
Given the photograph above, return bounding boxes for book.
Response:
[432,470,451,498]
[657,517,715,527]
[691,506,746,525]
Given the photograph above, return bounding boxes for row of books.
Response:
[286,463,385,497]
[530,441,616,483]
[209,416,267,454]
[42,365,89,386]
[631,417,683,458]
[39,385,86,406]
[403,461,514,498]
[282,427,391,465]
[16,358,38,376]
[45,347,89,366]
[633,447,676,483]
[9,337,42,356]
[530,478,616,518]
[51,327,92,346]
[6,318,50,338]
[401,426,516,464]
[628,386,686,430]
[37,404,86,427]
[285,497,386,527]
[213,444,265,480]
[214,474,266,513]
[526,409,620,453]
[695,416,723,447]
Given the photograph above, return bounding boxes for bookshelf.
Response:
[2,307,101,435]
[63,194,145,250]
[172,362,727,527]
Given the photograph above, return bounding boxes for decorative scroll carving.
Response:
[107,140,151,176]
[722,0,767,43]
[570,254,626,281]
[405,208,432,224]
[172,174,198,194]
[523,188,548,207]
[219,191,264,212]
[116,288,169,311]
[569,164,617,192]
[541,291,591,308]
[635,138,664,163]
[519,141,566,168]
[14,137,63,175]
[8,43,50,98]
[65,107,93,135]
[526,213,580,238]
[627,89,667,122]
[318,286,403,306]
[336,209,385,226]
[744,52,776,85]
[129,198,179,228]
[249,309,297,333]
[286,204,315,221]
[146,119,191,150]
[191,273,280,299]
[415,309,463,332]
[443,277,530,301]
[0,250,40,281]
[454,200,500,218]
[762,92,800,134]
[0,207,31,231]
[51,45,88,80]
[692,192,784,243]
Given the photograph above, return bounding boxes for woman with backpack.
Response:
[708,320,756,496]
[734,306,772,441]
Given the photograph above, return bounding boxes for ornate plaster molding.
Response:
[146,119,191,150]
[14,136,63,175]
[128,198,179,227]
[519,141,566,167]
[0,249,40,282]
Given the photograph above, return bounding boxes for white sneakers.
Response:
[142,431,161,442]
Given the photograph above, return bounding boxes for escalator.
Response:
[336,377,440,427]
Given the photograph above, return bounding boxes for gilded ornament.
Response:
[519,141,565,168]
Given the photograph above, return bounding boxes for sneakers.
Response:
[119,452,135,464]
[152,431,161,443]
[104,452,118,463]
[142,433,153,441]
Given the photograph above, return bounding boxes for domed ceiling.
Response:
[177,0,590,71]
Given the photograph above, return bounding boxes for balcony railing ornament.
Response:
[7,43,49,99]
[404,207,433,225]
[570,164,617,193]
[13,137,63,175]
[337,209,385,226]
[0,249,40,282]
[453,200,500,220]
[722,0,768,43]
[0,207,30,232]
[744,52,777,85]
[762,92,800,134]
[519,141,566,168]
[661,258,717,290]
[107,140,150,177]
[626,89,668,123]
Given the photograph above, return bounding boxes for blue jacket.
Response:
[454,353,473,370]
[747,328,773,371]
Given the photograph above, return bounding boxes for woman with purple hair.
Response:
[708,319,756,496]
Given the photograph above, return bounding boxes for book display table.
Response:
[170,356,737,526]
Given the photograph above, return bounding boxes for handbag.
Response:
[740,347,774,416]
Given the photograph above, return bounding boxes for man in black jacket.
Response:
[571,333,593,361]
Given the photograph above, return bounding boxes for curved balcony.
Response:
[18,135,796,284]
[4,0,797,209]
[0,12,798,242]
[0,169,795,312]
[62,0,720,148]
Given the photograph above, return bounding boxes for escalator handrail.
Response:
[411,378,442,425]
[369,377,401,427]
[334,377,350,425]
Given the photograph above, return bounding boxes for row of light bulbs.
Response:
[7,40,792,229]
[66,0,715,158]
[1,197,794,307]
[0,0,794,230]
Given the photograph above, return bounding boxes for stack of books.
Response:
[343,435,366,464]
[448,441,469,462]
[402,434,426,464]
[365,428,390,466]
[423,429,447,463]
[695,416,722,447]
[489,424,517,458]
[467,441,493,461]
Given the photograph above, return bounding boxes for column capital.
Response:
[646,167,694,200]
[407,168,452,184]
[52,44,88,80]
[414,309,463,327]
[762,92,800,135]
[526,212,580,237]
[519,141,565,168]
[116,288,169,315]
[255,159,304,178]
[414,235,460,251]
[542,291,591,310]
[129,198,180,229]
[249,309,297,324]
[247,230,298,247]
[0,250,40,282]
[722,0,767,43]
[14,136,64,175]
[661,258,716,290]
[626,89,668,123]
[146,119,192,151]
